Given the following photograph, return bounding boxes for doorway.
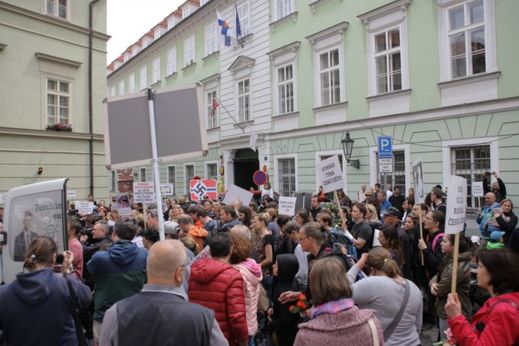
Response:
[233,148,259,190]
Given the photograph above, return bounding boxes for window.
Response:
[275,0,294,20]
[201,0,210,5]
[46,78,70,125]
[319,49,341,105]
[142,36,151,48]
[128,73,135,94]
[184,35,195,66]
[376,150,406,192]
[278,158,296,197]
[182,6,191,19]
[111,171,116,192]
[155,26,164,39]
[109,85,116,97]
[451,145,490,208]
[167,166,176,195]
[205,23,218,56]
[118,80,125,96]
[167,48,177,75]
[46,0,67,19]
[140,168,146,182]
[152,57,160,84]
[206,163,217,180]
[374,29,402,94]
[277,64,295,114]
[185,164,195,194]
[238,79,250,122]
[236,2,251,36]
[140,65,147,90]
[167,17,176,30]
[206,90,218,129]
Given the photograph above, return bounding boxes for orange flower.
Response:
[298,293,306,300]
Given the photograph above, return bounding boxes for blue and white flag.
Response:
[216,10,231,47]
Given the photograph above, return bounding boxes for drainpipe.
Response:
[88,0,101,196]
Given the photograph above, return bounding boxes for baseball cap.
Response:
[164,221,180,235]
[490,231,505,242]
[470,235,481,245]
[383,207,400,218]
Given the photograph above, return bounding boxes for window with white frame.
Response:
[118,80,125,96]
[446,0,486,78]
[206,163,218,180]
[206,90,218,129]
[140,168,146,182]
[167,48,177,75]
[451,145,490,208]
[140,66,147,89]
[152,57,160,84]
[201,0,210,5]
[236,2,251,36]
[46,0,67,19]
[278,158,296,197]
[184,35,195,66]
[205,23,218,56]
[319,49,341,106]
[275,0,294,21]
[376,150,406,192]
[142,36,151,48]
[167,17,176,30]
[182,6,191,19]
[128,73,135,94]
[277,64,295,114]
[374,28,402,94]
[155,26,164,39]
[109,85,116,97]
[46,78,70,125]
[167,166,176,195]
[185,164,195,194]
[238,79,250,122]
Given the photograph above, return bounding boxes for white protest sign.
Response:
[66,190,77,200]
[412,159,425,203]
[318,156,344,194]
[117,207,133,217]
[75,201,95,215]
[160,183,174,195]
[133,182,155,204]
[223,184,254,206]
[445,175,467,235]
[472,181,484,197]
[278,196,297,216]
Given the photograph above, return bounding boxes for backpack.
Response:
[432,232,444,252]
[330,229,358,260]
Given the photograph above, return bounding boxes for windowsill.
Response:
[309,0,341,13]
[208,126,220,132]
[233,120,254,129]
[45,14,69,22]
[438,71,501,88]
[272,111,299,119]
[165,72,177,79]
[366,88,412,101]
[237,33,253,47]
[182,61,196,70]
[270,11,298,29]
[150,80,162,88]
[202,51,219,61]
[312,101,348,112]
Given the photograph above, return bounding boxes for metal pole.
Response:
[88,0,100,197]
[147,89,165,240]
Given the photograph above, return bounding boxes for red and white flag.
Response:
[211,98,219,117]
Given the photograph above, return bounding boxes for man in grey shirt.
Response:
[100,240,228,346]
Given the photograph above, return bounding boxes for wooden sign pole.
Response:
[451,232,461,294]
[143,203,148,229]
[334,191,347,228]
[419,206,424,266]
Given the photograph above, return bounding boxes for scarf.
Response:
[311,298,354,319]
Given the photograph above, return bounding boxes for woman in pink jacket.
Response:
[230,227,263,343]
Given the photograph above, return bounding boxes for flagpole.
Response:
[214,96,246,133]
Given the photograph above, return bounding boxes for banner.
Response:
[133,182,155,204]
[472,181,484,197]
[190,179,218,201]
[278,197,297,216]
[445,176,467,235]
[318,156,344,194]
[223,184,253,206]
[75,201,95,215]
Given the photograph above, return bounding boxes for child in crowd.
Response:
[487,230,505,249]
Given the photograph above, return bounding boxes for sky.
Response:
[107,0,185,63]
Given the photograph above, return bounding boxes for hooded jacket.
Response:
[87,240,147,321]
[188,258,248,346]
[187,225,209,253]
[233,258,262,336]
[0,268,91,346]
[448,292,519,346]
[294,306,383,346]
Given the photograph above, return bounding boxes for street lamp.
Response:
[341,131,360,169]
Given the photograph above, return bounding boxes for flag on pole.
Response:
[211,98,219,117]
[235,3,242,41]
[249,129,258,152]
[216,10,231,47]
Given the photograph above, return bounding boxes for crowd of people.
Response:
[1,172,519,346]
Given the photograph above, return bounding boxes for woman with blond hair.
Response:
[364,204,380,224]
[348,247,423,346]
[294,257,383,346]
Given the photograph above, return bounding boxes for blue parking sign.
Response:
[377,136,392,158]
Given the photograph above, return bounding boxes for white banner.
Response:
[223,184,253,206]
[472,181,484,197]
[133,182,155,204]
[318,156,344,194]
[445,175,467,235]
[278,196,297,216]
[75,201,95,215]
[160,183,174,195]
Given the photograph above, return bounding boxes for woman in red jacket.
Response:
[445,248,519,346]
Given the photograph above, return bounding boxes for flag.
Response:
[190,179,218,201]
[235,3,242,41]
[211,98,219,117]
[217,10,231,47]
[249,129,258,152]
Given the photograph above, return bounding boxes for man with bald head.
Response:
[99,240,228,346]
[477,192,500,242]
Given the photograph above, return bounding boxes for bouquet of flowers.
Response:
[288,293,311,318]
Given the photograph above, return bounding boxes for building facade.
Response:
[107,0,519,210]
[0,0,109,201]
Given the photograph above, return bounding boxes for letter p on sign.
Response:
[377,136,393,158]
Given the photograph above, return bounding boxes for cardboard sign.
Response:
[75,201,95,215]
[133,182,155,204]
[412,159,425,203]
[117,207,133,217]
[445,176,467,235]
[278,197,297,216]
[223,184,253,206]
[160,183,174,195]
[190,179,218,201]
[318,156,344,194]
[472,181,484,197]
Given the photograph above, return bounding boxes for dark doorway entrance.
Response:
[233,148,259,190]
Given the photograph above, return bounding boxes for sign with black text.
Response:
[318,156,344,194]
[445,176,467,235]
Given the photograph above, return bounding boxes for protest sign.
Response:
[318,156,344,194]
[412,159,425,203]
[133,182,155,204]
[472,181,484,197]
[66,190,77,200]
[160,183,174,195]
[278,197,297,216]
[445,176,467,235]
[223,185,253,206]
[75,201,95,215]
[117,207,133,217]
[190,179,218,201]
